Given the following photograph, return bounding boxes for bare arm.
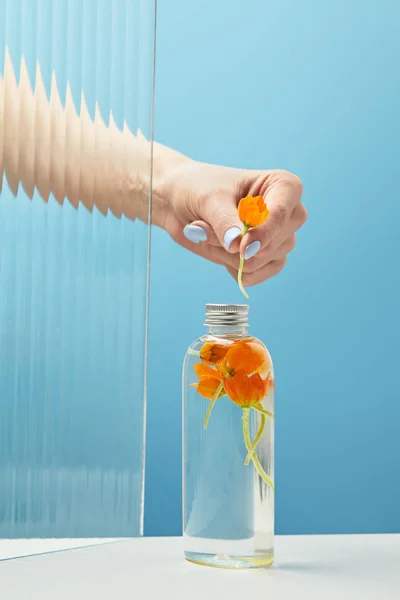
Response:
[0,48,185,223]
[0,50,307,288]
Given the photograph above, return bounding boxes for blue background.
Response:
[145,0,400,535]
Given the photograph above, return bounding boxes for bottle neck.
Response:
[206,325,249,338]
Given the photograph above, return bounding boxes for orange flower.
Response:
[192,362,224,400]
[221,339,270,378]
[191,378,225,400]
[194,363,220,380]
[223,370,269,408]
[238,195,270,229]
[200,340,231,366]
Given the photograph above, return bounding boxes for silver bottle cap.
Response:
[205,304,249,327]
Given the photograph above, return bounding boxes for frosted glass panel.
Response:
[0,0,155,540]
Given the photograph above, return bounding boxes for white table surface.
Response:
[0,534,399,600]
[0,538,122,561]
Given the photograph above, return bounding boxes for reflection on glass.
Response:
[0,0,155,541]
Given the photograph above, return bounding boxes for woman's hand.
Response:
[153,156,307,287]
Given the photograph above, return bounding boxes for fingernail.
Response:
[184,225,207,243]
[224,227,242,249]
[245,240,261,260]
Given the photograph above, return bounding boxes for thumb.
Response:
[202,194,243,253]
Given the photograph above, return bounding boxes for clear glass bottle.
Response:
[183,304,274,569]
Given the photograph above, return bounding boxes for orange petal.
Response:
[222,338,270,376]
[238,196,250,224]
[223,370,249,406]
[245,208,261,227]
[223,370,267,407]
[251,372,269,402]
[238,195,269,228]
[200,340,231,365]
[194,363,220,380]
[191,377,225,400]
[256,196,267,212]
[258,208,270,226]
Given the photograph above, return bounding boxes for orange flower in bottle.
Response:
[223,369,274,488]
[193,363,219,380]
[191,378,225,400]
[187,305,275,492]
[191,362,224,401]
[190,343,274,489]
[221,338,270,378]
[199,339,231,366]
[237,195,270,299]
[223,370,269,408]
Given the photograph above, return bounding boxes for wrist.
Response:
[151,142,195,228]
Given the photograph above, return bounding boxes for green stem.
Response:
[203,381,224,430]
[252,451,275,491]
[245,412,266,465]
[238,257,249,299]
[237,225,250,299]
[253,404,274,419]
[242,408,274,491]
[187,349,200,357]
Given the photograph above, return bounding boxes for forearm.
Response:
[0,49,186,222]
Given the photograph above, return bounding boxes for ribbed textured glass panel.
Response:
[0,0,155,540]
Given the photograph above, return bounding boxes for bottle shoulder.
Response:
[187,333,269,347]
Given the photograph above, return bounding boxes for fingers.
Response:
[210,234,296,274]
[182,174,306,262]
[240,173,304,257]
[183,218,245,250]
[243,235,295,273]
[226,257,287,287]
[183,216,243,251]
[292,203,308,232]
[201,193,244,253]
[170,207,294,285]
[172,168,306,288]
[165,214,226,266]
[183,219,219,246]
